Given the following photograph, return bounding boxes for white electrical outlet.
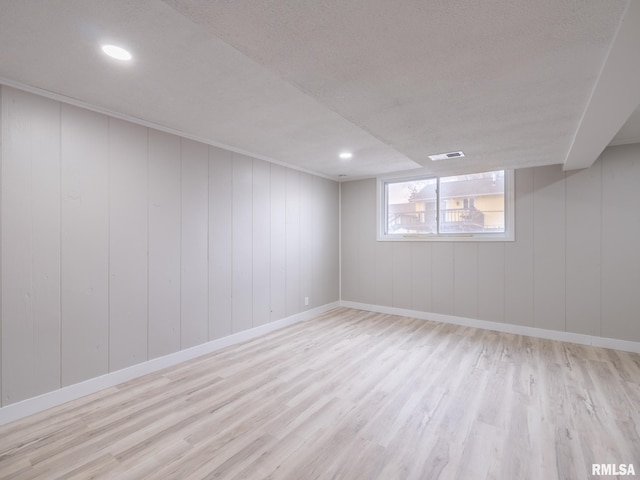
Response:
[304,297,309,306]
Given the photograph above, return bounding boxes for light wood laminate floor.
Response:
[1,307,639,479]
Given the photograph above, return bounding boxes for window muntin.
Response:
[379,170,513,241]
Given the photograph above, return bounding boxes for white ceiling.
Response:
[1,0,639,180]
[611,105,640,146]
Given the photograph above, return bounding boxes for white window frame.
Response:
[376,169,515,242]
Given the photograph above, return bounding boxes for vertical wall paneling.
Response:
[392,244,412,309]
[339,145,640,342]
[358,179,378,305]
[310,178,321,308]
[0,87,2,405]
[148,130,181,358]
[285,169,300,316]
[232,154,253,332]
[431,243,455,315]
[375,242,394,307]
[108,118,148,371]
[0,87,342,409]
[270,164,287,321]
[478,243,505,323]
[340,179,385,306]
[180,139,209,348]
[532,165,566,331]
[60,104,109,387]
[602,145,640,341]
[505,168,535,327]
[328,180,340,304]
[453,243,479,319]
[299,173,313,310]
[339,181,359,302]
[317,178,340,306]
[208,147,233,339]
[565,158,601,336]
[252,159,271,326]
[410,242,432,312]
[1,88,61,405]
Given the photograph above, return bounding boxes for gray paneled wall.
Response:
[341,144,640,343]
[109,119,149,371]
[0,86,339,406]
[1,90,62,404]
[60,104,110,387]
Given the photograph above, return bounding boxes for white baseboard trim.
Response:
[340,301,640,354]
[0,302,339,426]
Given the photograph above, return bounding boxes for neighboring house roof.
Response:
[412,175,504,201]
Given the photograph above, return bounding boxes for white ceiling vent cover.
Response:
[429,151,465,161]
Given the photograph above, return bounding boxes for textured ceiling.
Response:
[611,104,640,146]
[0,0,637,180]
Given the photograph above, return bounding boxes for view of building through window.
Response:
[386,170,505,235]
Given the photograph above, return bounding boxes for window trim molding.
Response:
[376,169,515,242]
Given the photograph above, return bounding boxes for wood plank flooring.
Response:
[0,307,639,479]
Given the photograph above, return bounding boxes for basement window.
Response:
[377,170,514,241]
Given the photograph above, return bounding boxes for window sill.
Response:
[377,232,514,242]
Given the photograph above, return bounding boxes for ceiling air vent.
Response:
[429,151,465,161]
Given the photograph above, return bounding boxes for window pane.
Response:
[438,170,505,233]
[386,178,437,234]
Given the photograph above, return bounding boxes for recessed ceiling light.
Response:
[428,150,465,161]
[101,44,132,61]
[339,152,353,160]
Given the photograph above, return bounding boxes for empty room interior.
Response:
[1,1,640,479]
